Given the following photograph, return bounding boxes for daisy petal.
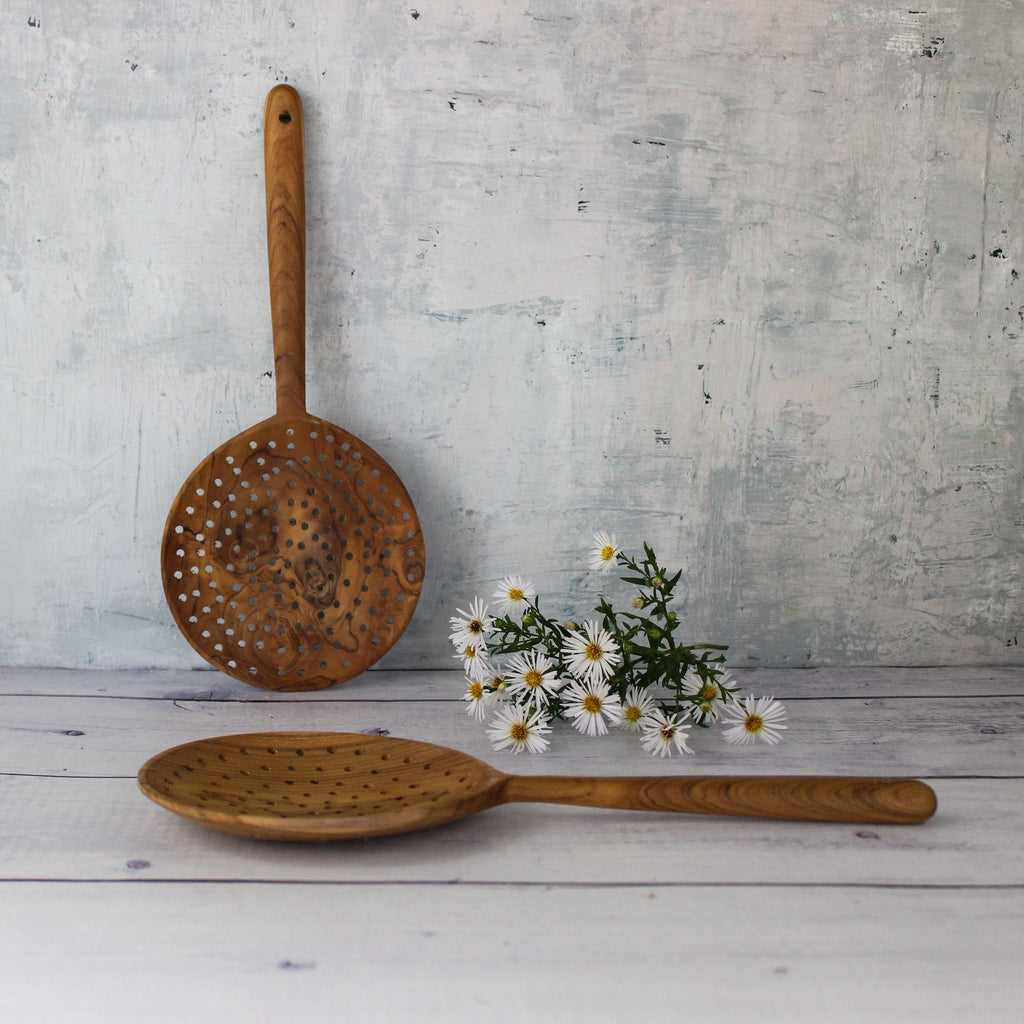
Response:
[492,575,537,618]
[589,531,622,573]
[619,684,657,732]
[486,705,552,754]
[640,709,693,757]
[449,598,493,651]
[462,677,493,721]
[721,695,788,746]
[560,678,623,737]
[561,620,622,685]
[504,650,564,708]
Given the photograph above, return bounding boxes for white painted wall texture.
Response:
[1,1,1022,673]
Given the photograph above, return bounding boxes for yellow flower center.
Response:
[660,725,675,741]
[624,705,642,723]
[584,641,604,662]
[524,669,543,689]
[508,587,524,602]
[698,683,718,702]
[510,722,528,742]
[601,545,615,562]
[463,645,477,660]
[468,681,483,700]
[745,714,764,734]
[582,694,603,714]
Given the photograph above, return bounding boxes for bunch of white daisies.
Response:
[450,532,788,756]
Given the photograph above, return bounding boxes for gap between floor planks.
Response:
[1,665,1021,700]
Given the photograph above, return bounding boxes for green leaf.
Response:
[618,576,648,587]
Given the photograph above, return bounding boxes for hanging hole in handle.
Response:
[279,111,292,124]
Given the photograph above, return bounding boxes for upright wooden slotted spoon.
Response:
[138,731,938,841]
[162,86,425,690]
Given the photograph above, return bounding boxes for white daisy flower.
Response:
[462,677,493,721]
[619,684,657,732]
[481,669,509,698]
[454,642,489,681]
[640,708,693,757]
[449,598,493,652]
[681,671,728,724]
[560,678,623,737]
[589,531,622,573]
[561,620,623,684]
[492,575,536,618]
[486,705,552,754]
[721,695,788,746]
[504,650,563,708]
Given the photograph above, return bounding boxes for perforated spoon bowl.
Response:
[162,86,424,690]
[138,732,937,841]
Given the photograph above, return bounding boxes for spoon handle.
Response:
[500,775,936,824]
[264,84,306,418]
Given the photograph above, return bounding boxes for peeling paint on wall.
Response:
[1,0,1022,672]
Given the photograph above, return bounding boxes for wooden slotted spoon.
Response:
[138,732,937,841]
[162,86,425,690]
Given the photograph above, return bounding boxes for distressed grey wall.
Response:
[1,0,1022,672]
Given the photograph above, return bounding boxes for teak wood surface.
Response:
[160,86,425,690]
[138,731,936,840]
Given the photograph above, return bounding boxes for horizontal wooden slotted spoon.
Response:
[138,732,938,841]
[162,86,424,690]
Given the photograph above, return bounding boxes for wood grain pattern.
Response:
[9,684,1022,779]
[160,87,425,690]
[137,731,936,840]
[6,883,1021,1023]
[4,667,1022,1022]
[8,773,1020,885]
[264,85,306,419]
[6,664,1021,702]
[502,773,936,825]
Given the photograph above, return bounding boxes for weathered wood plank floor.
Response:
[2,667,1021,1022]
